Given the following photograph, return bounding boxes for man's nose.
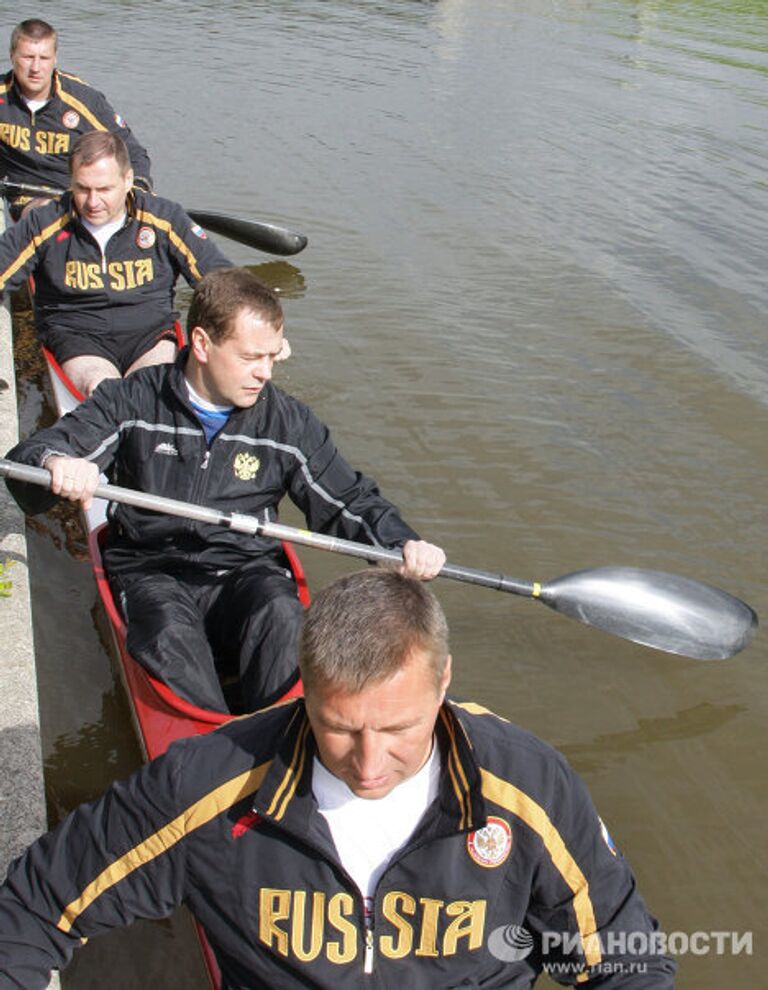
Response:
[354,731,383,777]
[253,357,273,380]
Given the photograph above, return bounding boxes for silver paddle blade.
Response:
[540,566,758,660]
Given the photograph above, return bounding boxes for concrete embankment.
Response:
[0,205,60,988]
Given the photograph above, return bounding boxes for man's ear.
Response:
[189,326,210,363]
[440,654,453,698]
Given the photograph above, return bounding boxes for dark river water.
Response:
[7,1,768,986]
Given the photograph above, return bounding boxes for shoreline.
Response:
[0,202,60,989]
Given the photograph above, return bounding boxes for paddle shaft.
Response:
[0,458,757,659]
[0,179,63,199]
[0,460,535,596]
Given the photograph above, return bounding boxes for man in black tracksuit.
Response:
[5,268,446,713]
[0,570,676,988]
[0,129,232,396]
[1,18,152,215]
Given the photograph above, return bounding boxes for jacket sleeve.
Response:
[3,379,129,515]
[0,208,49,294]
[523,756,676,987]
[286,403,421,549]
[0,746,191,989]
[158,198,233,285]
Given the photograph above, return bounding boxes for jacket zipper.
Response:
[182,442,213,541]
[256,808,377,977]
[99,218,128,273]
[364,926,375,975]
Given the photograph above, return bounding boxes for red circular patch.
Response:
[467,816,513,868]
[136,226,156,249]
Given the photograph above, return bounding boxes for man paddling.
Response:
[0,568,675,987]
[1,18,152,217]
[5,267,446,713]
[0,130,232,396]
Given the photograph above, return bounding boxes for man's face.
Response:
[11,36,56,101]
[71,155,133,227]
[305,649,451,800]
[190,308,284,408]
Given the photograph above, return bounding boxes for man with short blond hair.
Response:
[0,131,231,395]
[1,18,152,216]
[0,568,675,987]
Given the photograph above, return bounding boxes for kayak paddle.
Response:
[0,458,757,661]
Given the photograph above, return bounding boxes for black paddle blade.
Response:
[187,210,307,256]
[539,566,758,660]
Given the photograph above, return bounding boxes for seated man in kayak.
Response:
[1,18,152,217]
[0,569,676,988]
[0,130,232,396]
[5,267,446,713]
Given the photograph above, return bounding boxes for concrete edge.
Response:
[0,202,61,989]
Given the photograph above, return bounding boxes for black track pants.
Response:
[111,559,304,713]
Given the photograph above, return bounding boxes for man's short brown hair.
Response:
[11,19,57,54]
[299,569,450,695]
[69,132,132,177]
[187,267,284,344]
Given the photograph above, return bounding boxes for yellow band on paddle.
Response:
[532,582,542,598]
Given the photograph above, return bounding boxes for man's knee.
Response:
[260,591,305,623]
[119,581,225,711]
[238,592,303,709]
[117,574,201,642]
[239,590,304,652]
[126,338,178,375]
[61,356,120,396]
[238,590,303,657]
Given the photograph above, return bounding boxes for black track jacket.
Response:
[5,352,420,576]
[0,189,231,343]
[0,68,151,193]
[0,700,676,988]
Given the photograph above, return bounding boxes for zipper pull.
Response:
[201,450,211,470]
[363,927,374,975]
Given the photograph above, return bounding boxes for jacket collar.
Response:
[166,348,274,424]
[166,347,204,418]
[69,188,137,230]
[253,700,487,843]
[6,67,58,103]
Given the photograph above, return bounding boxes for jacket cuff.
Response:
[40,448,71,468]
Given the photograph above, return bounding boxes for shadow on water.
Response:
[246,260,308,299]
[559,702,747,775]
